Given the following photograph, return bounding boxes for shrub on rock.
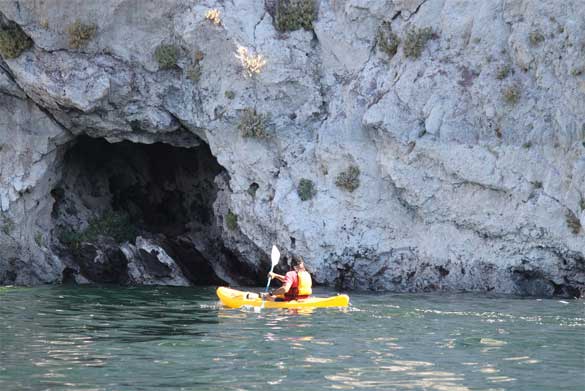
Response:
[186,50,204,82]
[186,65,201,81]
[155,44,180,70]
[194,50,205,62]
[336,165,360,192]
[566,210,581,235]
[226,211,238,231]
[502,84,521,105]
[0,24,33,59]
[403,27,434,59]
[59,211,137,250]
[68,21,96,49]
[247,182,259,197]
[235,45,267,77]
[297,178,316,201]
[495,64,511,80]
[205,9,222,26]
[376,21,400,59]
[274,0,317,32]
[238,108,270,138]
[1,215,14,235]
[529,30,545,46]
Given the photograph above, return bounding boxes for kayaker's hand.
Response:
[268,272,276,279]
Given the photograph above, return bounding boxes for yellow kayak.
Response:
[216,287,350,309]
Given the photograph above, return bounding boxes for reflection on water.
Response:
[0,286,584,391]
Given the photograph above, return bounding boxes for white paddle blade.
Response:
[271,245,280,267]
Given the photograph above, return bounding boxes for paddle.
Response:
[265,245,280,292]
[259,245,280,310]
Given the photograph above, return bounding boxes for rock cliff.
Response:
[0,0,583,296]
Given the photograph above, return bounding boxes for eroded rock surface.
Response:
[0,0,583,296]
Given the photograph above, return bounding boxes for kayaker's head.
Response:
[291,256,306,272]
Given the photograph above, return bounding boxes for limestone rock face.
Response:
[121,237,190,286]
[0,0,583,296]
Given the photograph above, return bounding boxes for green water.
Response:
[0,286,583,391]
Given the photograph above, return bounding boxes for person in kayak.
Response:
[262,256,312,301]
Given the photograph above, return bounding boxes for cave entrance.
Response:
[51,136,259,286]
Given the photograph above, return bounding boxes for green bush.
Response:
[297,178,316,201]
[580,197,585,211]
[336,165,360,192]
[238,108,270,138]
[0,24,33,59]
[226,210,238,231]
[503,85,521,105]
[60,211,137,250]
[377,21,400,59]
[225,90,235,99]
[68,21,96,49]
[403,27,434,59]
[274,0,317,32]
[155,44,180,69]
[566,210,581,235]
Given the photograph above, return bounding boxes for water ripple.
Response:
[0,287,583,391]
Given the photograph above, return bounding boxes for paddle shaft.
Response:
[264,265,275,292]
[260,245,280,310]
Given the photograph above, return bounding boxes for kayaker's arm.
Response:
[269,281,292,297]
[268,272,286,283]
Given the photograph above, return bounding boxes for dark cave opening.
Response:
[50,136,261,286]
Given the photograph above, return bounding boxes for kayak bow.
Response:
[216,287,349,309]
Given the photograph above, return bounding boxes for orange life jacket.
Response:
[284,270,312,300]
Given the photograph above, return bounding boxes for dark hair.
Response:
[291,256,304,268]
